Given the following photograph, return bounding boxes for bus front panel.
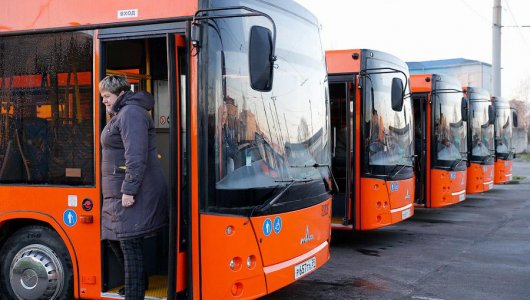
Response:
[467,162,485,194]
[483,164,495,190]
[494,159,513,184]
[359,177,414,230]
[430,169,466,207]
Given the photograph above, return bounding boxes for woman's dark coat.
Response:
[101,91,168,240]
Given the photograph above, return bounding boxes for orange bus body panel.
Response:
[483,164,495,191]
[430,170,466,208]
[0,186,102,299]
[359,177,414,230]
[409,74,433,93]
[467,163,494,194]
[0,0,197,33]
[466,162,485,194]
[263,240,329,294]
[252,199,331,293]
[494,159,513,184]
[200,199,331,298]
[200,215,267,300]
[325,50,361,74]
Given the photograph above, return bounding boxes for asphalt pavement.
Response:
[265,160,530,300]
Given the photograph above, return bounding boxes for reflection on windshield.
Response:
[495,107,512,154]
[433,92,466,162]
[364,70,413,167]
[470,101,494,157]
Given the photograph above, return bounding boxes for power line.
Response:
[459,0,490,24]
[503,0,530,52]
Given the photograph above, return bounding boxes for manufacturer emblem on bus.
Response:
[300,226,314,245]
[450,172,456,180]
[404,189,411,200]
[390,182,399,192]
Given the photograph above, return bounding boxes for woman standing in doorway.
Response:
[100,75,168,299]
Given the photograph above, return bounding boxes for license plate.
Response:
[402,208,411,220]
[507,175,512,180]
[294,256,316,280]
[459,193,466,201]
[488,183,493,189]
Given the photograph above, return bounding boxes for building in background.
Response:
[407,58,492,92]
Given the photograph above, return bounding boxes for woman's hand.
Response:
[122,194,135,207]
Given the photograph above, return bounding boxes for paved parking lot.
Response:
[266,161,530,300]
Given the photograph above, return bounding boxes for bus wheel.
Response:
[0,226,73,300]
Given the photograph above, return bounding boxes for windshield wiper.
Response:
[248,178,315,218]
[387,163,413,180]
[450,156,467,170]
[289,163,339,194]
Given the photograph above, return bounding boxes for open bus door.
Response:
[412,93,428,206]
[330,80,355,229]
[98,26,187,299]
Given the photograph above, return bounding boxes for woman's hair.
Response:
[99,75,131,95]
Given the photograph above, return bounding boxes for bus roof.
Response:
[410,73,462,93]
[0,0,197,34]
[326,49,408,75]
[326,49,362,74]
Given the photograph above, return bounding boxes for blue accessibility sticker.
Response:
[63,209,77,227]
[450,172,456,180]
[273,216,282,234]
[390,181,399,192]
[263,218,272,236]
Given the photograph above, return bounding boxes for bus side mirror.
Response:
[488,105,495,125]
[513,110,518,128]
[461,97,468,122]
[249,25,275,92]
[391,77,404,111]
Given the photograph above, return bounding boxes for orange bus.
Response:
[0,1,332,299]
[492,96,518,184]
[410,74,468,208]
[326,49,415,231]
[464,87,495,194]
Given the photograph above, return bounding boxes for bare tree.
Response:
[511,76,530,103]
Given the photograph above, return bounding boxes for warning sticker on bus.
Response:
[294,256,316,280]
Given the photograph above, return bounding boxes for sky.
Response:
[294,0,530,99]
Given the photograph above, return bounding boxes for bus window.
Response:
[0,32,94,185]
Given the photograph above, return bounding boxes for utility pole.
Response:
[492,0,502,97]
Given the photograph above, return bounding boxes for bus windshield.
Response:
[363,59,414,176]
[200,1,330,214]
[432,85,467,168]
[470,100,494,159]
[495,106,513,156]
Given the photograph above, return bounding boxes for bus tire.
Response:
[0,226,74,300]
